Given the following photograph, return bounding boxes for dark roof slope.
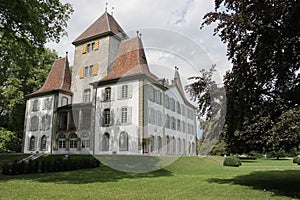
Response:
[28,57,71,97]
[72,11,128,45]
[100,37,158,82]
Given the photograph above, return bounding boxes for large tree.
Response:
[0,0,73,151]
[201,0,300,153]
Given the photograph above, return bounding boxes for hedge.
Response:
[2,157,100,175]
[223,156,242,167]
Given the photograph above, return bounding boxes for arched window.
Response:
[69,133,78,149]
[172,136,176,154]
[29,136,35,150]
[121,107,128,124]
[166,114,170,129]
[165,94,169,109]
[61,97,68,106]
[177,119,181,131]
[32,99,39,111]
[157,136,162,153]
[178,138,181,154]
[58,133,66,149]
[166,135,170,154]
[103,108,111,126]
[176,101,181,114]
[40,135,47,150]
[30,116,39,131]
[104,87,111,101]
[83,89,91,102]
[150,136,155,153]
[119,132,128,151]
[171,117,176,130]
[102,133,110,151]
[81,132,90,148]
[148,85,154,101]
[170,98,175,111]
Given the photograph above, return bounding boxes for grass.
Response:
[0,155,299,199]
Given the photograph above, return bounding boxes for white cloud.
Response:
[46,0,231,83]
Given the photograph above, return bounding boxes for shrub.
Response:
[292,157,300,164]
[223,156,242,167]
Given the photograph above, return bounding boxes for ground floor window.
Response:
[102,133,110,151]
[119,132,128,151]
[41,135,47,150]
[69,133,78,149]
[29,136,35,150]
[81,133,90,148]
[58,133,66,149]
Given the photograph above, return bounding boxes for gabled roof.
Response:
[72,11,128,45]
[99,37,158,82]
[27,57,72,98]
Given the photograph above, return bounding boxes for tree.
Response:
[201,0,300,154]
[0,128,20,153]
[186,65,227,155]
[0,0,73,151]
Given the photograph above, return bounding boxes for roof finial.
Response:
[139,33,142,38]
[111,7,115,16]
[66,51,68,58]
[105,2,108,12]
[136,30,139,37]
[175,66,179,70]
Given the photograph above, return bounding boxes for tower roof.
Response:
[72,11,128,45]
[27,57,72,98]
[99,37,158,82]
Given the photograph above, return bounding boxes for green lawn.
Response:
[0,155,299,199]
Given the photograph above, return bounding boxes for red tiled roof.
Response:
[72,11,127,45]
[100,37,158,82]
[30,57,71,96]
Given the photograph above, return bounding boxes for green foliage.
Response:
[292,157,300,164]
[223,156,242,167]
[0,0,73,152]
[2,156,100,175]
[0,128,20,153]
[210,140,228,156]
[202,0,300,154]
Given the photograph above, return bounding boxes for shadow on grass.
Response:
[0,155,174,184]
[207,170,300,199]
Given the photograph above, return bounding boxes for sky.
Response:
[46,0,232,85]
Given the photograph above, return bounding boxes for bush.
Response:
[223,156,242,167]
[292,157,300,164]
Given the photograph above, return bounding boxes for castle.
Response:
[23,11,196,156]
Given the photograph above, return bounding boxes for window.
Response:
[150,136,155,153]
[32,99,39,111]
[166,136,170,154]
[29,136,35,150]
[30,116,39,131]
[155,90,162,104]
[83,89,91,102]
[176,101,181,114]
[41,135,47,150]
[181,104,185,116]
[43,98,52,110]
[81,109,91,129]
[61,97,68,106]
[177,119,181,131]
[41,114,51,131]
[58,112,67,130]
[69,110,79,130]
[178,138,181,154]
[69,133,78,149]
[103,108,111,126]
[182,121,186,132]
[102,133,110,151]
[157,136,162,153]
[121,85,128,99]
[91,42,95,51]
[119,132,128,151]
[148,85,154,101]
[170,98,175,112]
[166,114,170,129]
[165,95,169,109]
[58,134,66,149]
[89,65,93,77]
[87,43,91,53]
[81,132,90,148]
[84,66,89,77]
[121,107,128,124]
[172,136,176,154]
[171,117,176,130]
[149,108,155,124]
[156,111,162,126]
[104,87,111,101]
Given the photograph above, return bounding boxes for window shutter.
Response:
[128,107,132,124]
[93,64,98,76]
[117,85,122,99]
[110,108,114,125]
[79,67,84,79]
[82,44,87,54]
[128,84,133,98]
[94,40,99,50]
